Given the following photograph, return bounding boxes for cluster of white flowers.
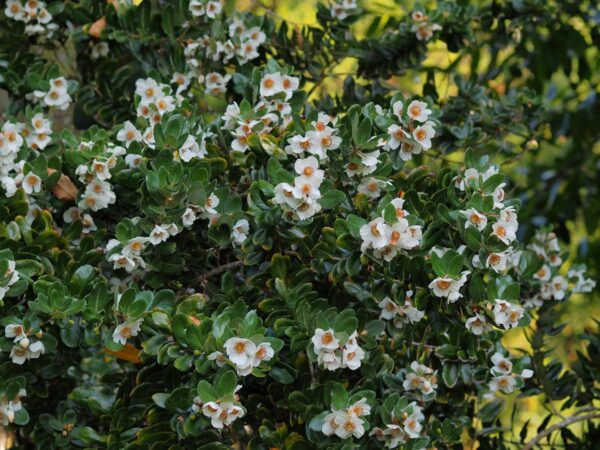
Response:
[403,361,438,397]
[488,352,533,394]
[75,145,120,212]
[3,323,45,365]
[493,299,524,330]
[30,77,72,110]
[221,73,302,153]
[526,231,595,306]
[329,0,358,21]
[273,156,325,220]
[378,291,424,328]
[106,219,189,273]
[112,318,143,345]
[410,10,442,41]
[360,198,423,261]
[0,260,19,301]
[371,403,425,448]
[0,387,26,426]
[220,337,275,376]
[454,165,506,208]
[4,0,58,38]
[321,398,370,439]
[568,264,596,294]
[62,206,97,235]
[312,328,365,371]
[191,386,245,429]
[0,114,53,197]
[188,0,223,19]
[107,235,149,273]
[429,271,470,303]
[184,15,265,76]
[384,99,436,161]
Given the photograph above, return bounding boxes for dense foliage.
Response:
[0,0,599,449]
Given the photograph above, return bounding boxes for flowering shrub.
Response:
[0,0,599,449]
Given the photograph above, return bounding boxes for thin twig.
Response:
[193,260,244,284]
[522,411,600,450]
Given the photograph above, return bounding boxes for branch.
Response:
[193,260,244,284]
[522,411,600,450]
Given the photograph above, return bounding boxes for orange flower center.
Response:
[436,280,451,290]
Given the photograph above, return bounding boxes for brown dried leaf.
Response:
[88,16,107,38]
[47,168,78,202]
[104,344,142,364]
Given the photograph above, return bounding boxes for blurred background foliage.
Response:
[237,0,600,445]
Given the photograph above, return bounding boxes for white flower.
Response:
[205,72,231,95]
[224,337,256,368]
[125,154,143,168]
[123,237,148,257]
[208,351,227,367]
[357,177,387,198]
[295,201,321,220]
[182,207,197,227]
[260,72,283,97]
[465,314,488,335]
[112,319,143,345]
[135,78,161,102]
[203,193,220,215]
[5,324,26,342]
[5,0,25,21]
[391,100,403,119]
[205,0,223,19]
[22,173,42,194]
[550,276,568,300]
[534,265,551,281]
[428,272,469,303]
[486,252,508,273]
[91,159,111,180]
[462,208,487,231]
[43,82,71,110]
[294,156,324,182]
[253,342,274,366]
[285,134,317,156]
[342,345,365,370]
[360,217,389,252]
[273,182,300,208]
[492,221,517,245]
[348,398,371,417]
[521,369,534,379]
[9,340,45,365]
[406,100,431,122]
[149,225,170,245]
[312,328,339,353]
[403,413,423,438]
[493,300,524,329]
[117,121,142,147]
[334,412,365,439]
[412,121,435,150]
[280,74,300,100]
[387,124,409,150]
[292,176,321,204]
[491,353,513,374]
[231,219,250,244]
[322,410,345,436]
[317,349,342,371]
[189,0,205,16]
[490,375,516,394]
[378,297,398,320]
